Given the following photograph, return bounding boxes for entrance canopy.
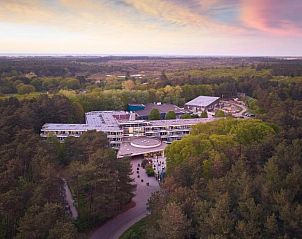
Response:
[117,137,167,159]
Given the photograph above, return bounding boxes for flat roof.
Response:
[42,124,90,131]
[135,103,188,117]
[117,137,167,158]
[128,104,145,107]
[130,138,162,148]
[148,118,215,126]
[85,111,127,131]
[42,111,128,132]
[185,96,220,107]
[41,110,218,133]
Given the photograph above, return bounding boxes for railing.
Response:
[40,132,81,138]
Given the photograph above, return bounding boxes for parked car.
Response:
[245,113,255,117]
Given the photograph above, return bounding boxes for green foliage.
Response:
[181,113,192,119]
[165,110,176,120]
[0,129,77,239]
[122,80,136,90]
[145,165,155,177]
[148,108,161,120]
[147,117,302,239]
[215,109,225,117]
[16,83,36,94]
[245,96,264,114]
[191,118,238,135]
[230,120,275,145]
[0,95,87,238]
[67,132,135,231]
[63,78,81,90]
[165,119,275,170]
[17,203,76,239]
[185,67,271,80]
[200,111,208,118]
[0,96,134,238]
[1,57,302,239]
[165,135,213,170]
[157,202,191,239]
[48,222,78,239]
[120,217,148,239]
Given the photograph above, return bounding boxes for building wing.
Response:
[185,96,220,107]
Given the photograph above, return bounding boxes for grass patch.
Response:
[119,216,149,239]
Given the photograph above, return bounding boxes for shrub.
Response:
[215,109,225,117]
[181,113,192,119]
[148,108,161,120]
[16,83,36,94]
[145,165,155,177]
[200,111,208,118]
[165,111,176,120]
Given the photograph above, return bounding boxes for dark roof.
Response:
[135,103,188,117]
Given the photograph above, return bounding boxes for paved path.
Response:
[90,159,160,239]
[220,100,248,118]
[63,178,78,219]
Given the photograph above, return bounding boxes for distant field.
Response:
[168,67,272,80]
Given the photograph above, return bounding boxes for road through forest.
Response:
[90,159,160,239]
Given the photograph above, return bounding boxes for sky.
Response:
[0,0,301,56]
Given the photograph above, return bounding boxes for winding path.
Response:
[90,159,160,239]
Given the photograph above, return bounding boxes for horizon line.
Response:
[0,53,301,58]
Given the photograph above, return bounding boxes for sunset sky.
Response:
[0,0,301,56]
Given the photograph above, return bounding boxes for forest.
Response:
[141,118,302,238]
[0,95,134,238]
[121,60,301,238]
[0,56,302,238]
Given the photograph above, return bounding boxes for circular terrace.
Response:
[130,138,162,149]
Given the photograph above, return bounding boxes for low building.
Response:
[145,118,214,143]
[135,103,188,120]
[127,104,145,112]
[41,110,217,149]
[185,96,220,112]
[41,111,127,148]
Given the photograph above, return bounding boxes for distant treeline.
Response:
[0,56,301,78]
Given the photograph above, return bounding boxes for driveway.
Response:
[90,159,160,239]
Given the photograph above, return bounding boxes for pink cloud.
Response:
[241,0,302,36]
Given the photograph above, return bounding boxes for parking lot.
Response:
[212,98,255,118]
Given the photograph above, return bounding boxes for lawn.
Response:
[119,216,149,239]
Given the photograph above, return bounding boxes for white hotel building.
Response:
[40,111,215,150]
